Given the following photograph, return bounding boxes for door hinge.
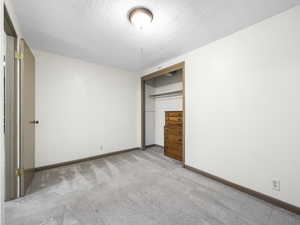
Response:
[16,168,24,177]
[15,51,23,60]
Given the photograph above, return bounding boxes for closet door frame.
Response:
[141,62,185,166]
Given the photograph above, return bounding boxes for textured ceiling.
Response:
[11,0,300,71]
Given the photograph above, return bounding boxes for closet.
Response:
[142,63,184,162]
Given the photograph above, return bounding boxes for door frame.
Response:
[141,62,186,165]
[4,4,19,200]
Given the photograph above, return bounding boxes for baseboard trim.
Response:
[35,147,141,171]
[184,165,300,215]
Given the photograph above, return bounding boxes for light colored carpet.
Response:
[5,147,300,225]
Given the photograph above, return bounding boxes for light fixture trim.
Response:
[128,7,153,28]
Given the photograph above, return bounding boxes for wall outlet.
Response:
[100,145,103,151]
[272,180,280,191]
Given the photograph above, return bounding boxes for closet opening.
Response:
[141,62,185,164]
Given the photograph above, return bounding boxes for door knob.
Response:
[30,120,39,124]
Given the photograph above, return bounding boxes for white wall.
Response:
[35,50,139,167]
[143,6,300,207]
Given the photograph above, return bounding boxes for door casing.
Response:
[4,4,18,200]
[141,62,186,166]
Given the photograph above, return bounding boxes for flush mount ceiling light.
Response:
[128,7,153,29]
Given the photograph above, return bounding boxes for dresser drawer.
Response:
[164,140,183,148]
[165,120,182,126]
[164,147,183,161]
[166,116,182,122]
[164,126,182,136]
[164,135,182,144]
[166,111,182,117]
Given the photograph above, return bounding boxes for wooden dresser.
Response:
[164,111,183,161]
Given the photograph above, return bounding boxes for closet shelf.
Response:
[149,90,183,98]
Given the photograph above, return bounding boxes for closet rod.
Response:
[149,90,182,98]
